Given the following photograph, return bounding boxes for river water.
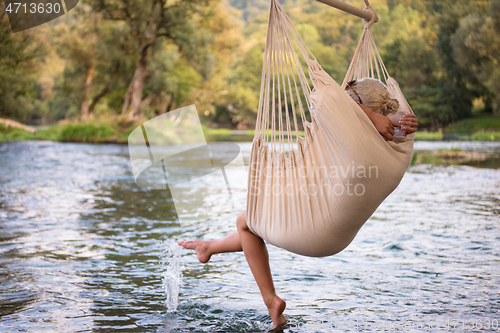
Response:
[0,140,499,332]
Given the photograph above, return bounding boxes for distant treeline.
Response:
[0,0,499,128]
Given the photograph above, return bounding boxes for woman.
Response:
[344,78,416,140]
[179,78,418,329]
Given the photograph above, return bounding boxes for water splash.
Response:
[160,240,183,313]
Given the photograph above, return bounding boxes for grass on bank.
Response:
[471,131,500,141]
[0,124,37,142]
[204,128,307,136]
[0,122,136,143]
[414,131,443,141]
[445,115,500,133]
[1,114,500,143]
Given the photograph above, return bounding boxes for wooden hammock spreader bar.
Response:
[315,0,374,22]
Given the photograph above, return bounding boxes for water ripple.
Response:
[0,141,499,332]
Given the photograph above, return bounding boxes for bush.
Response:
[58,122,117,143]
[471,131,500,141]
[0,124,36,142]
[437,147,462,152]
[35,125,64,141]
[414,131,443,141]
[445,116,500,133]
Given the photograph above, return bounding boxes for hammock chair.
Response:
[246,0,415,257]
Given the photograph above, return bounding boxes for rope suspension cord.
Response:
[333,1,415,116]
[341,20,390,88]
[255,0,317,153]
[315,0,381,90]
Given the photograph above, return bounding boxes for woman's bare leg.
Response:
[236,210,286,328]
[178,231,241,263]
[179,210,286,328]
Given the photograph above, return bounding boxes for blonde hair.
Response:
[345,78,400,116]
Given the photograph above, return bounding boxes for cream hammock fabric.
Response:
[246,0,415,257]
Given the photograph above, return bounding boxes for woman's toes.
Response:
[178,240,212,263]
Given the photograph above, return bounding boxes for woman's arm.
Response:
[359,103,395,141]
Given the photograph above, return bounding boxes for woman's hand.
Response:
[399,114,418,135]
[359,104,395,141]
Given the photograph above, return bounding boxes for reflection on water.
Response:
[0,141,499,332]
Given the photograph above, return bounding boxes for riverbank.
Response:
[1,114,500,144]
[411,147,500,168]
[0,122,133,143]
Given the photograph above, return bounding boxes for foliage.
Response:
[472,131,500,141]
[451,0,500,114]
[0,0,499,129]
[445,115,500,133]
[57,122,117,142]
[414,131,443,141]
[0,124,36,141]
[0,10,47,121]
[438,147,462,152]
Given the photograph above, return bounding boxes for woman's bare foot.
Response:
[177,240,212,263]
[266,295,287,328]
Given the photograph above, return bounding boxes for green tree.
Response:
[0,9,46,121]
[52,6,137,121]
[451,0,500,114]
[223,43,263,126]
[55,10,98,121]
[142,1,241,119]
[88,0,217,121]
[383,0,491,126]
